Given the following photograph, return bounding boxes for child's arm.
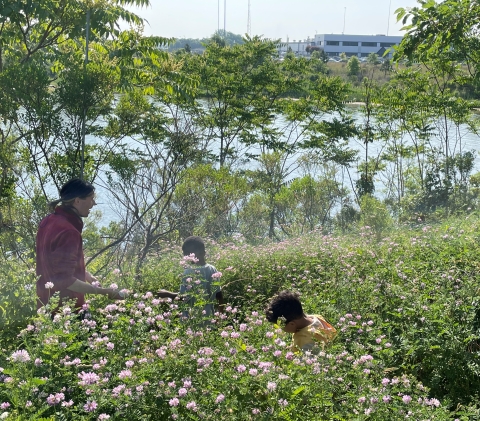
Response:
[156,289,179,300]
[215,290,225,313]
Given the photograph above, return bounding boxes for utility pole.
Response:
[224,0,227,39]
[387,0,392,35]
[247,0,251,37]
[342,7,346,35]
[80,8,90,180]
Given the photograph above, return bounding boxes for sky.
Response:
[127,0,421,41]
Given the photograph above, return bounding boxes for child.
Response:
[157,236,224,319]
[265,290,336,352]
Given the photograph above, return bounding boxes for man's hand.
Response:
[85,271,101,286]
[67,280,127,300]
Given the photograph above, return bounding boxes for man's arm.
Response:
[67,279,122,300]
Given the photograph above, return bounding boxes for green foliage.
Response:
[0,0,149,65]
[380,58,393,75]
[275,171,346,235]
[367,53,380,66]
[0,259,36,338]
[359,194,393,239]
[395,0,480,86]
[347,56,360,76]
[187,35,289,166]
[171,164,249,239]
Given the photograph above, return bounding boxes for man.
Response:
[36,178,123,312]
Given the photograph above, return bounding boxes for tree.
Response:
[0,1,152,78]
[0,1,196,260]
[186,35,305,167]
[395,0,480,86]
[309,51,328,78]
[275,170,346,235]
[0,0,149,199]
[212,30,244,46]
[380,58,393,76]
[170,165,248,239]
[305,45,320,54]
[318,49,329,64]
[347,56,360,76]
[367,53,380,65]
[95,91,205,273]
[239,70,352,240]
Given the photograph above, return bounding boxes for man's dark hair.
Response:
[60,179,95,201]
[182,236,205,256]
[265,290,304,324]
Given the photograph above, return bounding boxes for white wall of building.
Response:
[277,39,313,56]
[313,34,402,58]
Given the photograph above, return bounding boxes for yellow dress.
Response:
[292,314,337,352]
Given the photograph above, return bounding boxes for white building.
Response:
[313,34,402,58]
[277,38,312,56]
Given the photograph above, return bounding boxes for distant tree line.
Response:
[168,30,244,52]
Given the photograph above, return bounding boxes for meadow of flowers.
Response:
[1,215,480,420]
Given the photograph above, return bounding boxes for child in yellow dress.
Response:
[265,291,337,352]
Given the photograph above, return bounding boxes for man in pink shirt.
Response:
[36,179,122,312]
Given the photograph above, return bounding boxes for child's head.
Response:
[265,290,305,333]
[182,236,206,263]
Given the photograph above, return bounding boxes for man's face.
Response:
[72,193,96,217]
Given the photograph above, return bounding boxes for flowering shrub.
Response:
[1,216,480,419]
[0,298,452,420]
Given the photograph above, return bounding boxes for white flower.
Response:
[44,282,54,289]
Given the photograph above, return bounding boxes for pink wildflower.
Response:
[186,401,197,411]
[118,370,132,380]
[10,350,30,363]
[84,400,98,412]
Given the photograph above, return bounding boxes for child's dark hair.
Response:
[265,290,304,324]
[182,236,205,256]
